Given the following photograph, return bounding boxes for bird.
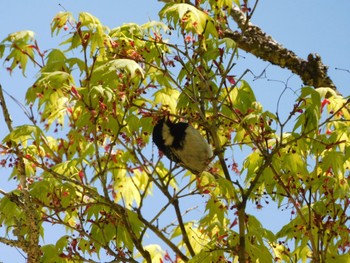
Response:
[152,118,213,174]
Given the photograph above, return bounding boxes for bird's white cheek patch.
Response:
[162,124,174,146]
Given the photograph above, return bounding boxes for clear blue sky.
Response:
[0,1,349,262]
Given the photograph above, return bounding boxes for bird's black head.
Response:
[152,118,167,153]
[165,120,188,149]
[152,118,189,162]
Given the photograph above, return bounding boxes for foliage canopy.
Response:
[0,1,349,263]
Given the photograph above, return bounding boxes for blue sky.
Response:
[0,1,349,262]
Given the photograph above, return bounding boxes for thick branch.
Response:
[0,84,41,263]
[0,236,25,250]
[225,6,336,91]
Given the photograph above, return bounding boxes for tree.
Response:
[0,1,349,262]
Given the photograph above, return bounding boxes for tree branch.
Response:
[0,84,41,263]
[224,5,336,91]
[0,236,25,250]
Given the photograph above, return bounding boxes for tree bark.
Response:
[0,85,41,263]
[224,5,336,91]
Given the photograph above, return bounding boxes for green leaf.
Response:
[46,49,66,63]
[104,222,117,241]
[282,152,307,174]
[1,30,36,74]
[141,20,169,33]
[189,252,221,263]
[293,87,322,133]
[153,86,180,113]
[60,184,77,208]
[231,80,257,114]
[136,244,163,262]
[78,12,110,56]
[0,195,21,228]
[327,254,350,263]
[3,30,35,43]
[30,180,51,204]
[321,150,345,176]
[219,37,236,52]
[38,71,74,86]
[159,3,217,37]
[126,114,140,133]
[41,245,62,263]
[316,87,338,98]
[56,235,69,251]
[85,204,102,222]
[116,224,134,252]
[26,70,74,111]
[301,86,321,107]
[110,22,143,38]
[47,159,79,178]
[51,11,73,36]
[79,12,102,28]
[243,150,263,180]
[3,125,42,146]
[59,32,82,52]
[202,197,226,228]
[89,85,115,104]
[44,49,68,72]
[113,169,142,208]
[214,177,237,199]
[94,59,144,79]
[0,43,5,58]
[66,57,85,72]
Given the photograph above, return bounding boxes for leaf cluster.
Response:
[0,1,349,263]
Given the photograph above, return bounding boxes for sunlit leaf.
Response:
[159,3,217,37]
[153,86,180,113]
[95,58,144,79]
[3,125,42,146]
[136,244,164,262]
[51,11,73,35]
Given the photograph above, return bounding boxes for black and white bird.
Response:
[152,118,213,174]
